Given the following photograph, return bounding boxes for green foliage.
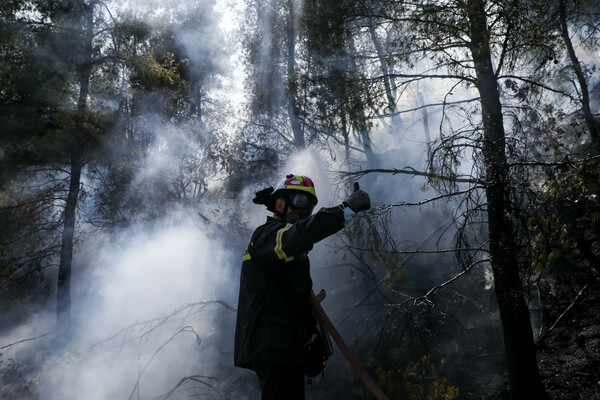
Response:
[402,355,460,400]
[348,349,459,400]
[131,53,188,97]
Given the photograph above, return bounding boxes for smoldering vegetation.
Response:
[2,0,600,399]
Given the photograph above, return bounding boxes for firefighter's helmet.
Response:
[272,174,318,207]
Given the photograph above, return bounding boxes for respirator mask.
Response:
[283,192,316,224]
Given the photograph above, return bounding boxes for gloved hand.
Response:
[343,190,371,212]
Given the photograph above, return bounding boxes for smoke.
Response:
[74,222,232,336]
[0,211,250,399]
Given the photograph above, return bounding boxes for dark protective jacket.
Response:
[234,205,346,369]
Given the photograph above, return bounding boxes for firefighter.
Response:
[234,174,371,400]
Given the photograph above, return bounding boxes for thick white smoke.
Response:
[0,217,244,399]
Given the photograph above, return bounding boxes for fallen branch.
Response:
[90,299,235,351]
[537,284,588,345]
[155,375,219,400]
[128,326,202,400]
[0,331,55,351]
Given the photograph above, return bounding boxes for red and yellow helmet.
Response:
[272,174,318,205]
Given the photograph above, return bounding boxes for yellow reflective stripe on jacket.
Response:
[274,223,294,262]
[242,244,251,261]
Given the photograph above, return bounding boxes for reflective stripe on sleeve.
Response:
[274,223,294,262]
[242,244,251,261]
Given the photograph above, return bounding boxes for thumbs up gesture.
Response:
[343,182,371,212]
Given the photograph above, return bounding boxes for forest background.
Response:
[1,0,599,399]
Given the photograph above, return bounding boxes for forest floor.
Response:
[537,276,600,400]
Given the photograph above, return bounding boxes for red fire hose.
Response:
[310,290,391,400]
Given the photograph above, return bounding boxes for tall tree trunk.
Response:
[467,1,548,399]
[56,0,94,336]
[57,151,82,337]
[558,0,600,149]
[286,0,304,149]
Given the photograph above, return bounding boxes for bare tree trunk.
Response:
[558,0,600,149]
[467,1,548,399]
[286,0,304,149]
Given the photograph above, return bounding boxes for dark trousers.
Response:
[253,362,304,400]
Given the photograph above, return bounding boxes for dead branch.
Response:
[385,258,491,309]
[372,186,484,212]
[339,167,484,185]
[90,300,235,352]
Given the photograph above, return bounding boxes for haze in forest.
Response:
[1,0,599,399]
